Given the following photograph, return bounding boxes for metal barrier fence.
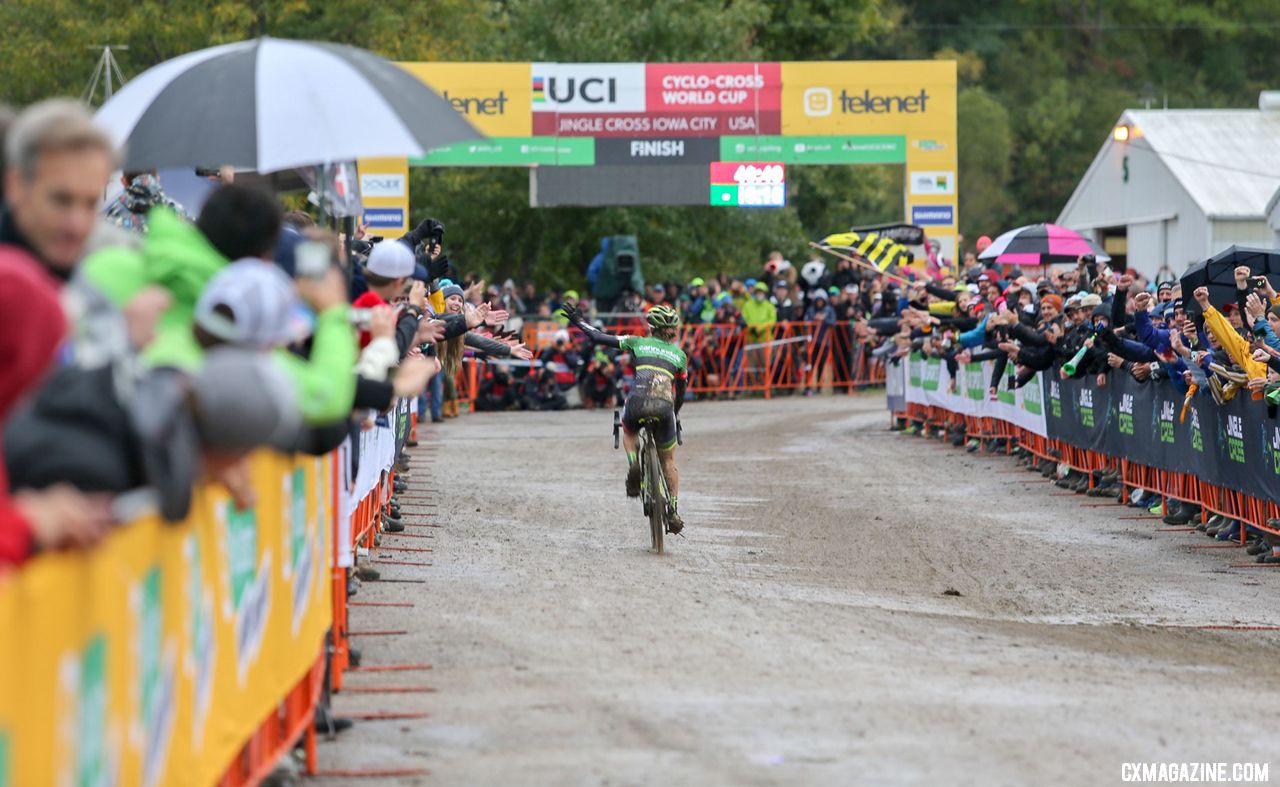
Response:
[510,320,886,400]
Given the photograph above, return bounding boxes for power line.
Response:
[1121,137,1280,180]
[763,20,1280,31]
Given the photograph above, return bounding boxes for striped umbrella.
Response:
[977,223,1109,266]
[94,37,481,173]
[820,231,913,271]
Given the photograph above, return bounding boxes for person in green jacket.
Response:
[740,281,778,390]
[77,200,357,426]
[740,281,778,345]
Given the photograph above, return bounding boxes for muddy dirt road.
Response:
[316,395,1279,786]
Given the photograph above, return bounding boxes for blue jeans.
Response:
[426,374,443,420]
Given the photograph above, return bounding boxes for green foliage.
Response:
[2,0,1276,283]
[885,0,1280,236]
[956,88,1012,239]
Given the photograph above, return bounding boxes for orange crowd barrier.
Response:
[511,320,886,399]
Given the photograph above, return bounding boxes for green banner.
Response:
[720,135,906,164]
[411,137,595,166]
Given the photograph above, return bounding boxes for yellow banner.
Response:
[783,61,959,258]
[398,62,531,138]
[0,451,332,787]
[358,156,410,240]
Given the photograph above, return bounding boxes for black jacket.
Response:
[0,207,62,282]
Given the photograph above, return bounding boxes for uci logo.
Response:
[533,75,617,105]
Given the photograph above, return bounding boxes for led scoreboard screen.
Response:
[709,162,786,207]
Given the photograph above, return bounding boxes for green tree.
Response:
[956,87,1012,238]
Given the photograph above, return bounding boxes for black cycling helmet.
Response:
[646,305,680,330]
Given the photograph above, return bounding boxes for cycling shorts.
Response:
[621,395,677,451]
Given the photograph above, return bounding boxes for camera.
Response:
[294,240,331,279]
[420,218,445,250]
[348,308,374,328]
[1251,276,1268,289]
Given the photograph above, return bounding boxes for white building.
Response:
[1056,93,1280,277]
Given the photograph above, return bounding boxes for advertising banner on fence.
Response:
[905,353,1047,437]
[0,452,332,787]
[1045,373,1280,504]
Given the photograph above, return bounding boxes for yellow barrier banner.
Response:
[0,451,332,787]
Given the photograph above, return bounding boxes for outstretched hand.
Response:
[560,302,584,325]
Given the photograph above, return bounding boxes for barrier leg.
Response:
[304,719,318,774]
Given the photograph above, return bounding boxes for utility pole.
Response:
[82,45,129,105]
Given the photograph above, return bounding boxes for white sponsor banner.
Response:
[885,355,906,412]
[353,417,399,504]
[908,169,955,195]
[359,173,406,199]
[903,353,1047,437]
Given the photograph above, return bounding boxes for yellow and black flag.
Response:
[820,231,913,271]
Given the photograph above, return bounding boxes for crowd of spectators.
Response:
[875,252,1280,563]
[464,253,902,410]
[0,98,529,566]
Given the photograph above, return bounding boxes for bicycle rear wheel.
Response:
[645,439,665,555]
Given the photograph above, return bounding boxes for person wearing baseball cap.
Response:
[773,279,800,322]
[687,277,711,324]
[352,240,435,353]
[192,258,359,426]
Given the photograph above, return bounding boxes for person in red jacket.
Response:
[0,245,110,565]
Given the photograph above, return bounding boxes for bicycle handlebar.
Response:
[677,419,683,447]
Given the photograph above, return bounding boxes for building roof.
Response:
[1116,109,1280,220]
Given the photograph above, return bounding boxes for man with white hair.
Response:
[0,99,115,281]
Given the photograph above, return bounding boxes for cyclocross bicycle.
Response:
[614,410,681,554]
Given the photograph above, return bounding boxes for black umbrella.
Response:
[1180,246,1280,317]
[94,37,481,173]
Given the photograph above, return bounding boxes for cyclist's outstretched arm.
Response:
[562,304,622,348]
[674,372,688,415]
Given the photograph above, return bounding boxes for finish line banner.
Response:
[905,353,1047,437]
[0,452,333,787]
[1045,373,1280,504]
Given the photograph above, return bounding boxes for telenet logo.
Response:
[803,87,832,117]
[803,87,930,116]
[442,89,508,116]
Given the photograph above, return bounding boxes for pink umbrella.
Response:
[977,223,1109,266]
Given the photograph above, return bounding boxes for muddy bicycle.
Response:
[614,410,681,554]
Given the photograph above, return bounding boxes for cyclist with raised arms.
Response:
[560,303,689,533]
